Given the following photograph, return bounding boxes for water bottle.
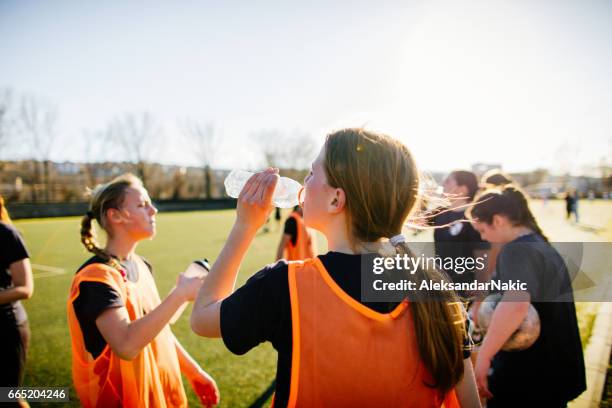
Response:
[224,169,301,208]
[170,259,211,324]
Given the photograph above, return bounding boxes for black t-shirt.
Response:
[489,233,586,402]
[220,252,473,408]
[432,209,489,283]
[72,255,150,359]
[283,217,298,246]
[0,222,30,325]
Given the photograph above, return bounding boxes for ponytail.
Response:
[390,240,465,397]
[80,211,121,270]
[524,211,548,242]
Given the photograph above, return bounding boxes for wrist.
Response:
[169,286,188,305]
[232,220,259,236]
[478,344,495,362]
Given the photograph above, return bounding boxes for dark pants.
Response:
[0,315,30,387]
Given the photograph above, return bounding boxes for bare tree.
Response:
[254,129,285,168]
[284,130,318,170]
[18,94,59,202]
[254,129,318,170]
[0,89,15,184]
[180,119,218,199]
[0,88,15,157]
[81,128,111,187]
[108,113,160,188]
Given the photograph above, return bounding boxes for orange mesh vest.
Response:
[286,258,460,408]
[67,260,188,408]
[285,212,314,261]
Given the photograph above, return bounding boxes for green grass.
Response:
[12,200,612,407]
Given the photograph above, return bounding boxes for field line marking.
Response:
[31,263,66,274]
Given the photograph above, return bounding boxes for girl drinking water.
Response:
[67,174,219,407]
[191,129,480,407]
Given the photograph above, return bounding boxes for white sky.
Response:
[1,0,611,174]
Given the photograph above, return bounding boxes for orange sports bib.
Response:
[286,258,459,408]
[285,212,314,261]
[67,261,187,408]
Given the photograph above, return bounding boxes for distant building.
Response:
[472,163,502,176]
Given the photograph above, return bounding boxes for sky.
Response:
[1,0,611,175]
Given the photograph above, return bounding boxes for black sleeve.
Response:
[497,243,541,297]
[72,281,125,358]
[220,261,290,355]
[0,223,30,267]
[73,282,124,324]
[283,217,297,244]
[468,226,491,251]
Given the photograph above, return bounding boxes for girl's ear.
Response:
[492,214,506,229]
[328,188,346,214]
[106,208,124,226]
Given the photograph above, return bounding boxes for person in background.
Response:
[274,207,282,231]
[565,190,579,223]
[0,195,34,408]
[469,185,585,407]
[474,169,512,286]
[275,205,316,261]
[479,169,513,189]
[432,170,489,298]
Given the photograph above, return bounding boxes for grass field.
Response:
[12,200,612,407]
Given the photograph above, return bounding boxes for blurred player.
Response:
[0,196,34,408]
[432,170,489,298]
[275,206,316,261]
[469,185,585,407]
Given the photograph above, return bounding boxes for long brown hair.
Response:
[0,195,11,223]
[80,173,143,269]
[323,128,465,395]
[469,184,548,241]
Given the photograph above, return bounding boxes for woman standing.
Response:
[191,129,480,407]
[0,196,34,407]
[469,186,585,407]
[432,170,489,298]
[67,174,218,407]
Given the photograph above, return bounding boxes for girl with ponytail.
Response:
[468,185,585,406]
[191,129,480,407]
[68,174,219,407]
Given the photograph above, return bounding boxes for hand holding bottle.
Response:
[235,168,279,231]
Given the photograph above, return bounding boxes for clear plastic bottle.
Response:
[224,169,301,208]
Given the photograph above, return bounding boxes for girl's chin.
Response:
[138,228,156,240]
